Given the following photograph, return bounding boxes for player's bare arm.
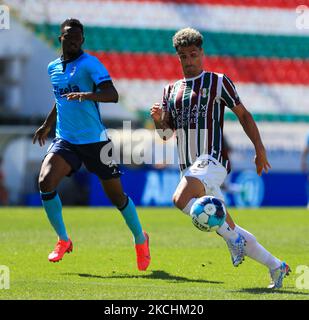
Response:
[232,103,271,176]
[33,103,57,146]
[150,103,174,140]
[63,80,118,103]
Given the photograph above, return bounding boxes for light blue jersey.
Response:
[48,51,111,144]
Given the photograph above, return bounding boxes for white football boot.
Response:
[226,233,246,267]
[268,262,291,289]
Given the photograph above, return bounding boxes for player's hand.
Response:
[33,124,51,146]
[150,103,162,122]
[254,147,271,176]
[63,92,90,102]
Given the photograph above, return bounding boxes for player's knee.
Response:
[38,172,57,193]
[172,193,186,210]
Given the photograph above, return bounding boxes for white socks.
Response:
[216,222,239,241]
[234,225,281,270]
[182,198,197,216]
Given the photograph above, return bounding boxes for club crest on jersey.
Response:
[200,88,208,98]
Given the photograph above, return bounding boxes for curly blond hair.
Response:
[172,27,203,51]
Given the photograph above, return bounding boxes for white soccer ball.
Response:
[190,196,227,232]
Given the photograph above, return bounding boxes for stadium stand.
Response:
[6,0,308,122]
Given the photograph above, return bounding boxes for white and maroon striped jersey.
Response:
[162,71,241,172]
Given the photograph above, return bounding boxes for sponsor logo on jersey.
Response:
[53,84,81,98]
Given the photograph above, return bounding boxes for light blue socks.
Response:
[119,196,145,244]
[40,190,69,241]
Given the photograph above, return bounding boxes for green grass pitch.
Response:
[0,207,308,300]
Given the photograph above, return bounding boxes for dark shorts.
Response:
[45,138,122,180]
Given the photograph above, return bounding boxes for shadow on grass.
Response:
[64,270,223,284]
[235,287,309,296]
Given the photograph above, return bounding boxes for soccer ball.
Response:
[190,196,226,232]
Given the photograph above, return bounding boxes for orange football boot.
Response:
[135,232,151,271]
[48,239,73,262]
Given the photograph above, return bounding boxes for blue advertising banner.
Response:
[89,167,308,207]
[89,167,179,207]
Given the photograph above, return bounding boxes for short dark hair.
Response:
[61,18,84,34]
[173,27,203,51]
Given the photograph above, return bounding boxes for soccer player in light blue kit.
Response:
[33,19,150,270]
[301,130,309,209]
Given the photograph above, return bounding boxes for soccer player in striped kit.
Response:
[33,19,150,271]
[151,27,289,289]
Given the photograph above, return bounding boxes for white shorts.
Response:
[180,154,227,201]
